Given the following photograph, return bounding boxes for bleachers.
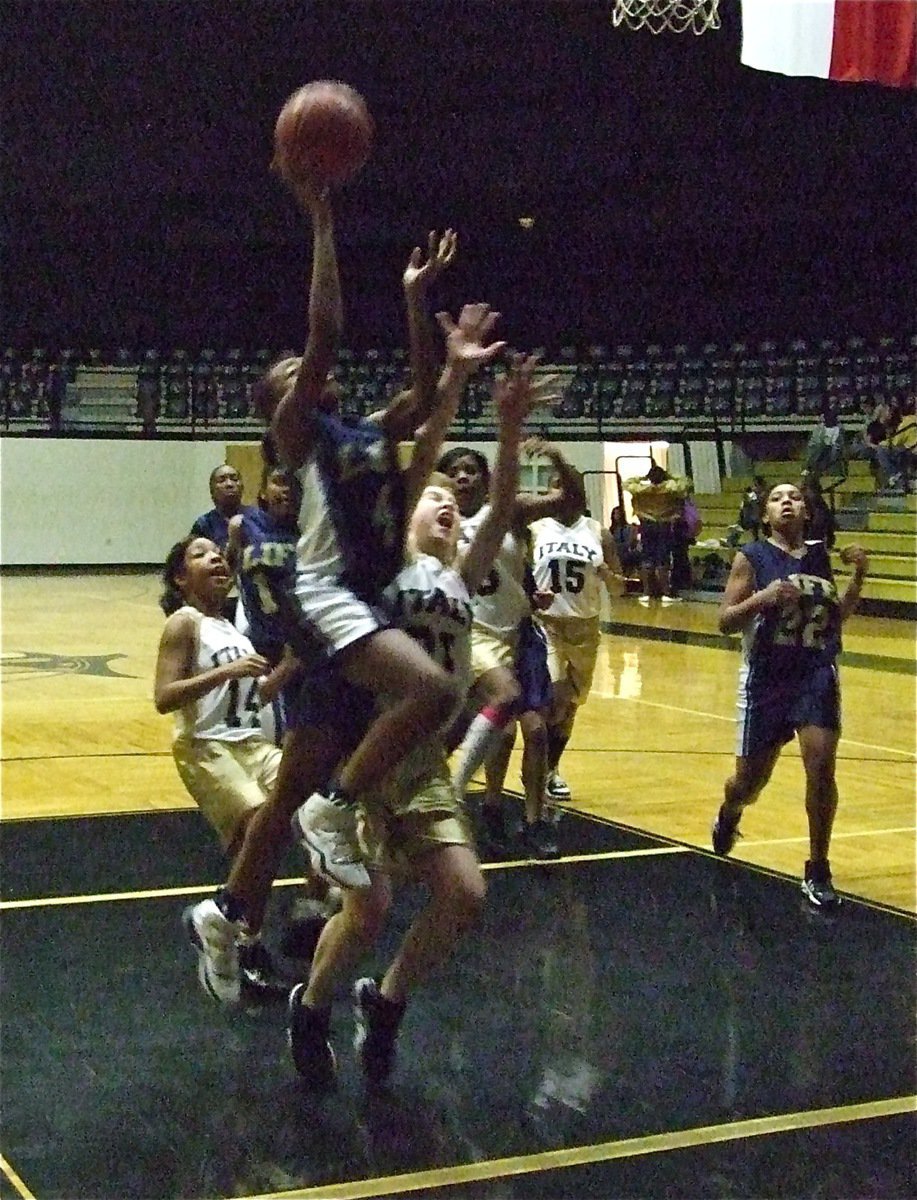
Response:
[691,460,917,606]
[3,331,913,438]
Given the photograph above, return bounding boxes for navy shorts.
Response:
[512,616,553,715]
[282,663,374,755]
[736,663,841,759]
[640,520,672,568]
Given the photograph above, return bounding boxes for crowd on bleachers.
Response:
[1,332,914,432]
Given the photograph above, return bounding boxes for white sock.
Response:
[451,706,509,796]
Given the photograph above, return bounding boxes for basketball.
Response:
[273,81,374,187]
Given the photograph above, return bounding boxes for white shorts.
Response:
[469,625,518,680]
[172,735,280,850]
[292,573,387,660]
[539,613,600,704]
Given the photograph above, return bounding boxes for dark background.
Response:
[3,0,915,353]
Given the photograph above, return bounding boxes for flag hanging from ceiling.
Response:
[741,0,917,89]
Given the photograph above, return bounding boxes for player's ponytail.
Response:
[159,536,196,615]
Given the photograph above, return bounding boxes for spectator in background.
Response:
[609,506,641,574]
[46,362,66,433]
[850,398,896,488]
[670,484,702,596]
[884,396,917,492]
[803,404,847,483]
[136,350,161,438]
[737,475,768,542]
[191,465,258,556]
[191,464,258,620]
[623,462,690,606]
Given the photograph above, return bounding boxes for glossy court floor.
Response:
[2,572,915,1200]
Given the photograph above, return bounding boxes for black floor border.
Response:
[602,619,916,674]
[2,794,913,922]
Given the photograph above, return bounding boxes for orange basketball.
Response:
[273,81,374,187]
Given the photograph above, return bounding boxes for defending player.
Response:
[154,535,295,1000]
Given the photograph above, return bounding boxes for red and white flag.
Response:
[741,0,917,89]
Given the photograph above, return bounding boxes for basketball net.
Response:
[612,0,720,35]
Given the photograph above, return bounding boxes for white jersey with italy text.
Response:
[382,553,474,791]
[530,516,605,619]
[173,607,265,743]
[458,505,530,640]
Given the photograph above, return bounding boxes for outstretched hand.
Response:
[404,229,458,294]
[521,433,563,460]
[493,352,543,424]
[287,173,332,217]
[436,303,506,374]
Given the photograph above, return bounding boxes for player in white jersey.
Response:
[438,437,581,859]
[288,353,541,1090]
[154,535,297,1002]
[530,490,622,801]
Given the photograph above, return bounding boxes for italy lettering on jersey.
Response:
[531,516,605,620]
[741,540,842,688]
[382,554,474,791]
[386,554,474,694]
[237,507,298,663]
[173,608,265,744]
[458,505,530,639]
[296,412,406,603]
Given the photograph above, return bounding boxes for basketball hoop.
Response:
[612,0,720,35]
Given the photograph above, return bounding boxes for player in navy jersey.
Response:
[190,464,258,552]
[257,199,504,894]
[228,465,301,669]
[711,482,869,910]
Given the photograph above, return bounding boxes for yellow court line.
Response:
[0,846,691,911]
[243,1096,916,1200]
[479,845,689,872]
[592,694,916,759]
[0,1154,37,1200]
[740,826,916,848]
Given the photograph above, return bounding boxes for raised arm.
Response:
[461,355,541,596]
[374,229,459,441]
[225,513,246,576]
[401,303,506,512]
[837,545,869,622]
[270,184,342,468]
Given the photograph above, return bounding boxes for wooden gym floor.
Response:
[1,571,915,1200]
